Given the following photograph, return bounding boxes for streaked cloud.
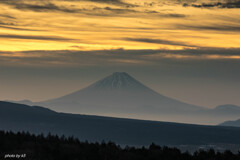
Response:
[0,0,126,13]
[0,24,43,31]
[124,38,196,47]
[183,0,240,9]
[0,0,240,51]
[0,34,74,41]
[0,0,78,13]
[0,14,16,19]
[177,24,240,32]
[0,48,239,67]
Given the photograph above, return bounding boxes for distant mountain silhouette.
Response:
[12,72,240,124]
[220,118,240,127]
[1,101,240,147]
[216,105,240,127]
[212,104,240,115]
[35,72,210,123]
[41,72,203,113]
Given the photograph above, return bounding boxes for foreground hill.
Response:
[1,101,240,147]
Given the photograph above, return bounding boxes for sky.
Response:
[0,0,240,108]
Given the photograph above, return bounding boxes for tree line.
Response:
[0,130,239,160]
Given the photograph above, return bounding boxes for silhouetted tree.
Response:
[0,130,239,160]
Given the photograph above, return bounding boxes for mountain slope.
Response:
[38,72,204,117]
[212,104,240,115]
[12,72,240,124]
[1,101,240,147]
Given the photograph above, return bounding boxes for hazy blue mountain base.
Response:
[220,118,240,127]
[14,72,240,125]
[1,101,240,152]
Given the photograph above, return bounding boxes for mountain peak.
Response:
[112,72,128,75]
[86,72,153,91]
[111,72,131,80]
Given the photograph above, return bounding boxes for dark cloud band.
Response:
[0,34,74,41]
[0,48,239,66]
[183,0,240,9]
[123,38,196,47]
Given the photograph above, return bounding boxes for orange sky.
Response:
[0,0,240,54]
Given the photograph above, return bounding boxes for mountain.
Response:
[217,105,240,127]
[13,72,240,124]
[212,104,240,115]
[1,101,240,148]
[220,118,240,127]
[42,72,203,112]
[35,72,209,123]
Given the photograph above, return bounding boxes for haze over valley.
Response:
[13,72,240,125]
